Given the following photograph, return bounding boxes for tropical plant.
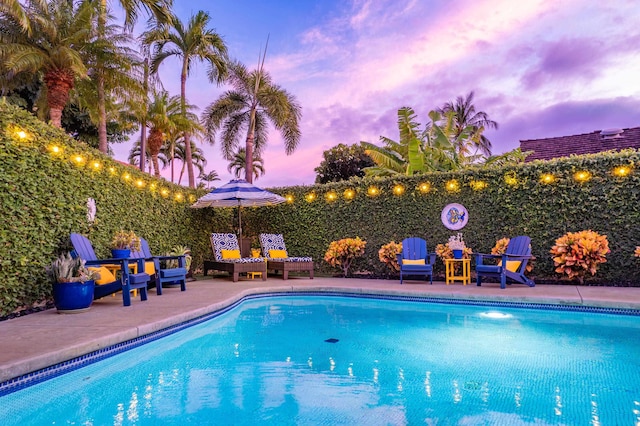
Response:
[48,252,99,283]
[227,147,265,180]
[0,0,94,127]
[437,91,498,157]
[92,0,172,154]
[199,170,220,189]
[145,90,201,177]
[378,241,403,272]
[127,139,168,173]
[174,139,207,185]
[324,237,367,277]
[147,10,228,188]
[111,230,141,251]
[166,245,192,271]
[202,58,301,183]
[484,148,532,167]
[550,230,610,284]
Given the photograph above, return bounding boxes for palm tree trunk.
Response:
[181,63,195,188]
[97,0,108,153]
[43,69,74,128]
[140,56,149,171]
[245,105,257,184]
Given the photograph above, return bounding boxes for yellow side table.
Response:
[445,258,471,285]
[247,251,264,279]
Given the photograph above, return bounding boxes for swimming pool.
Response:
[1,294,640,425]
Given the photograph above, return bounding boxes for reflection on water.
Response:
[2,296,640,425]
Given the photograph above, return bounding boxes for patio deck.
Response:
[1,276,640,384]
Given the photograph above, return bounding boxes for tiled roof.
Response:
[520,126,640,162]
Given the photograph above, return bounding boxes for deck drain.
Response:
[464,381,481,390]
[324,338,339,343]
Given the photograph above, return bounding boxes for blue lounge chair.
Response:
[70,233,150,306]
[397,237,436,284]
[475,235,535,289]
[130,238,187,295]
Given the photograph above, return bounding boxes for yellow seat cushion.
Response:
[145,261,156,275]
[498,260,522,272]
[402,259,425,265]
[269,249,288,258]
[88,266,116,285]
[221,249,241,259]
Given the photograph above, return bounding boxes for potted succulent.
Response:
[48,252,100,313]
[110,230,141,258]
[447,233,466,259]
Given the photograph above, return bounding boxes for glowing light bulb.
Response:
[344,189,355,199]
[367,186,379,196]
[393,185,404,195]
[419,183,431,193]
[285,194,294,203]
[541,173,555,184]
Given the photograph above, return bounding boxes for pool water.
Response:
[2,295,640,425]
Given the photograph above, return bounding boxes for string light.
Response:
[367,186,380,196]
[393,184,404,195]
[504,172,518,186]
[613,166,631,177]
[122,172,131,180]
[325,191,337,202]
[305,193,316,202]
[344,189,355,200]
[91,161,101,170]
[136,179,145,188]
[574,170,591,182]
[445,180,460,192]
[174,193,183,201]
[469,180,487,191]
[15,130,27,140]
[160,189,169,197]
[418,182,431,193]
[49,145,62,154]
[285,194,294,203]
[73,155,85,165]
[540,173,555,184]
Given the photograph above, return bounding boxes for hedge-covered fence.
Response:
[2,101,639,316]
[239,150,640,284]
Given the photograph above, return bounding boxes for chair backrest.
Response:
[401,237,427,260]
[259,234,287,258]
[210,233,240,261]
[507,236,532,271]
[130,238,153,259]
[70,233,98,261]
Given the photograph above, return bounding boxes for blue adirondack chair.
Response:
[396,237,436,284]
[70,233,150,306]
[475,235,535,289]
[130,238,187,294]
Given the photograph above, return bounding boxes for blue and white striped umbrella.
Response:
[191,179,285,208]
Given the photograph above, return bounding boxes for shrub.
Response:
[435,244,473,260]
[378,241,402,272]
[324,237,367,277]
[550,230,610,284]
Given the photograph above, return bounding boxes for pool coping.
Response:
[2,277,640,394]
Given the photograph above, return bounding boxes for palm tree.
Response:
[438,91,498,156]
[128,139,168,173]
[227,147,265,180]
[147,10,228,188]
[0,0,94,127]
[202,59,301,184]
[173,140,207,186]
[199,170,220,189]
[93,0,172,154]
[145,90,200,177]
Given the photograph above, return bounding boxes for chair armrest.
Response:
[154,254,186,268]
[427,253,436,265]
[396,253,403,264]
[502,254,532,260]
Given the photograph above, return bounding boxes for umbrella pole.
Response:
[238,205,242,256]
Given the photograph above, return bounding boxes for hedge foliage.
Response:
[0,103,232,316]
[239,149,640,284]
[2,101,639,316]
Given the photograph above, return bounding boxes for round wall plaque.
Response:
[441,203,468,230]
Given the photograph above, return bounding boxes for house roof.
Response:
[520,126,640,162]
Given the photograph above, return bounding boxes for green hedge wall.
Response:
[0,103,235,316]
[238,149,640,284]
[2,101,639,316]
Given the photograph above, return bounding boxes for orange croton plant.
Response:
[378,241,403,272]
[550,230,610,284]
[324,237,367,277]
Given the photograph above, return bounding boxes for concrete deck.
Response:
[2,276,640,384]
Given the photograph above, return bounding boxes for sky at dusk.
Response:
[111,0,640,188]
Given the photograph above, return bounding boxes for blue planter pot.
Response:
[452,249,463,259]
[111,249,131,259]
[53,280,95,313]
